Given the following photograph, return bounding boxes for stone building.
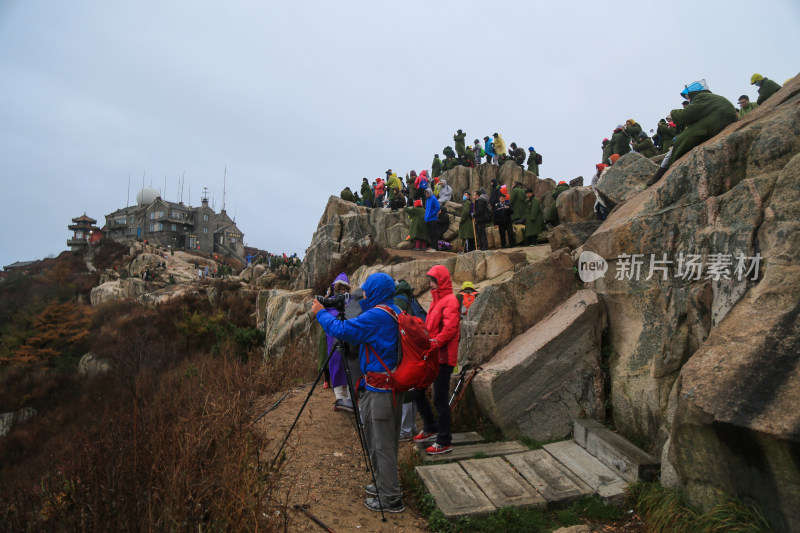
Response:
[104,187,245,261]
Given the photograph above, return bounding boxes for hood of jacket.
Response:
[359,272,396,312]
[419,170,428,180]
[330,272,350,294]
[427,265,453,300]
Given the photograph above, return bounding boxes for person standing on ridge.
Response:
[412,265,460,455]
[492,132,507,161]
[610,124,631,158]
[453,129,467,157]
[483,135,495,164]
[527,146,540,175]
[424,189,442,251]
[473,189,490,251]
[472,139,483,165]
[495,185,515,248]
[432,154,442,178]
[510,181,527,224]
[508,143,526,166]
[524,188,544,245]
[751,73,781,105]
[405,199,431,251]
[632,132,656,158]
[458,191,476,252]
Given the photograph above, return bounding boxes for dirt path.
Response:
[257,384,429,533]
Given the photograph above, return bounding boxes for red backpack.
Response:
[365,305,438,394]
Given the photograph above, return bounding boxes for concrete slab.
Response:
[416,463,496,518]
[506,449,593,507]
[544,440,627,504]
[573,419,605,448]
[414,431,485,450]
[460,457,547,509]
[584,427,660,482]
[420,440,529,464]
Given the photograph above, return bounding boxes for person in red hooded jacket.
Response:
[411,265,460,455]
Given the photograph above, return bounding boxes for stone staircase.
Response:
[415,420,659,518]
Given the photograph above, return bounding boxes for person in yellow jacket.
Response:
[492,133,507,159]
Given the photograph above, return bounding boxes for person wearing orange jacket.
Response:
[411,265,460,455]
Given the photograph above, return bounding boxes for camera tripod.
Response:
[271,310,390,521]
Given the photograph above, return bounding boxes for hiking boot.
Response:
[426,443,453,455]
[399,432,415,442]
[365,483,377,496]
[364,496,404,513]
[413,430,436,443]
[333,398,354,412]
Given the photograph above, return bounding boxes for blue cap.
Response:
[528,146,534,151]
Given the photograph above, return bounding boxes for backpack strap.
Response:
[374,304,402,363]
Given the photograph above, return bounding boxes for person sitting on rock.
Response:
[648,79,737,186]
[431,154,442,178]
[483,136,496,164]
[737,94,759,119]
[624,119,642,140]
[508,143,526,166]
[510,181,527,224]
[632,132,656,158]
[524,188,544,246]
[387,172,403,195]
[527,146,540,175]
[437,178,453,204]
[463,146,476,167]
[340,186,355,203]
[453,129,467,157]
[404,199,431,251]
[389,186,405,211]
[457,281,479,317]
[610,124,631,158]
[751,73,781,105]
[458,191,476,252]
[601,138,613,165]
[657,118,677,155]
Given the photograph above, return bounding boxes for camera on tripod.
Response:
[315,293,349,314]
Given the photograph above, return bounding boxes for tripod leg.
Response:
[337,341,372,472]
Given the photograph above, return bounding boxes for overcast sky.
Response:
[1,1,798,268]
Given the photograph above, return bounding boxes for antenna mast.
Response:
[127,174,131,207]
[222,165,227,212]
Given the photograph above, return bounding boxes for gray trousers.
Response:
[360,390,402,500]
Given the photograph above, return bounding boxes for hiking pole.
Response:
[471,199,477,251]
[450,366,482,412]
[449,365,470,407]
[293,504,337,533]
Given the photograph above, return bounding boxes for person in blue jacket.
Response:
[424,189,442,252]
[312,272,404,513]
[483,135,495,164]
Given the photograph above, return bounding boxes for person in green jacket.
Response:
[610,125,631,158]
[601,138,613,165]
[648,80,737,186]
[751,74,781,105]
[453,129,467,157]
[527,146,540,175]
[632,132,656,158]
[458,192,476,252]
[361,178,374,208]
[340,187,355,203]
[432,154,443,178]
[545,181,569,226]
[405,200,431,250]
[524,189,544,246]
[463,147,476,167]
[737,95,758,119]
[656,119,677,154]
[624,119,642,140]
[509,182,527,224]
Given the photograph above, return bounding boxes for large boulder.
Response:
[458,249,577,367]
[263,289,320,361]
[556,186,597,223]
[577,75,800,531]
[472,290,607,441]
[90,278,149,306]
[595,152,659,210]
[550,221,603,251]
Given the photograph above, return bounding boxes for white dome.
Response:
[136,187,160,205]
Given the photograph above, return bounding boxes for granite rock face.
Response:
[577,74,800,531]
[550,221,603,251]
[472,290,606,441]
[556,187,597,223]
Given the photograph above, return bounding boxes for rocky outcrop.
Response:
[556,187,597,223]
[577,74,800,531]
[550,221,603,251]
[262,289,320,361]
[594,152,659,211]
[458,249,577,367]
[78,352,110,376]
[472,290,606,441]
[90,278,149,306]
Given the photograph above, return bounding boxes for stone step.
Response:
[543,440,627,504]
[574,419,659,482]
[415,462,496,518]
[460,456,547,510]
[419,440,529,464]
[505,449,593,508]
[414,431,485,450]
